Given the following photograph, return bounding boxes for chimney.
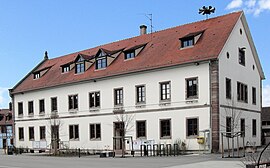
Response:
[44,51,48,60]
[140,25,147,35]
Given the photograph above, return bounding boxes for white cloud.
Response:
[0,87,9,108]
[263,85,270,107]
[226,0,243,9]
[227,0,270,16]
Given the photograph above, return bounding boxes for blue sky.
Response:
[0,0,269,108]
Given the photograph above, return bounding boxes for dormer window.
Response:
[181,36,194,48]
[33,72,40,79]
[75,57,85,74]
[62,65,70,73]
[125,50,135,59]
[96,58,107,69]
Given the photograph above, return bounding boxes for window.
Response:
[62,65,70,73]
[226,117,232,137]
[237,82,248,103]
[160,119,171,139]
[125,50,135,59]
[181,36,194,48]
[240,118,245,137]
[96,58,107,69]
[29,127,35,141]
[28,101,34,115]
[75,57,85,74]
[136,85,146,104]
[39,99,45,114]
[114,88,123,106]
[239,48,245,66]
[40,126,46,140]
[226,78,231,99]
[90,123,101,140]
[19,127,24,141]
[89,92,100,108]
[252,119,256,136]
[136,121,146,138]
[68,95,78,110]
[51,97,57,112]
[33,72,40,79]
[186,78,198,99]
[69,125,79,140]
[18,102,23,116]
[160,82,171,101]
[252,87,256,105]
[187,118,198,137]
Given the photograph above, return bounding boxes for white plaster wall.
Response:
[219,16,261,148]
[13,62,211,150]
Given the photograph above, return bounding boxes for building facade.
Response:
[0,109,14,150]
[262,107,270,145]
[10,11,264,152]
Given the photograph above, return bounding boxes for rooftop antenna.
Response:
[199,6,215,19]
[145,14,153,34]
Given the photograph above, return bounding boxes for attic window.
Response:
[239,48,246,66]
[75,57,85,74]
[181,36,194,48]
[62,65,70,73]
[96,57,107,69]
[33,72,40,79]
[125,50,135,59]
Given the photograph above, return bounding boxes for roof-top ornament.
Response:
[44,51,48,60]
[199,6,215,19]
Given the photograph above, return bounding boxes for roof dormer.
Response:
[32,66,52,80]
[124,43,147,60]
[179,30,204,49]
[95,48,123,70]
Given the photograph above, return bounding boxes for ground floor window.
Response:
[252,119,257,136]
[240,118,245,137]
[90,123,101,140]
[29,127,35,141]
[136,121,146,138]
[160,119,171,139]
[187,118,198,137]
[40,126,46,140]
[69,125,79,140]
[19,127,24,141]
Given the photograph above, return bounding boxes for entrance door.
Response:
[114,122,124,150]
[51,125,59,149]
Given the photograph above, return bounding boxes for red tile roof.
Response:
[11,11,242,94]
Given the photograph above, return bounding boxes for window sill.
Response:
[69,109,78,114]
[89,108,100,112]
[159,101,171,106]
[180,45,194,50]
[28,114,34,117]
[18,115,23,118]
[19,139,24,141]
[69,139,80,141]
[39,112,45,116]
[186,135,198,139]
[160,136,171,139]
[113,107,125,114]
[90,138,101,141]
[95,68,106,71]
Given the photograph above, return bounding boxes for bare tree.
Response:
[114,113,135,157]
[47,114,63,155]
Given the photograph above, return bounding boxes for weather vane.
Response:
[199,6,215,19]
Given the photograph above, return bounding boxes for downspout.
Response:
[209,60,212,153]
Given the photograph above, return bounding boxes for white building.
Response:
[10,11,264,153]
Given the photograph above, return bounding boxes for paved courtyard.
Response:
[0,154,245,168]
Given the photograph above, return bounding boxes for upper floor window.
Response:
[68,94,78,110]
[96,58,107,69]
[28,101,34,115]
[160,82,171,101]
[114,88,123,106]
[75,57,85,74]
[237,82,248,103]
[186,77,198,99]
[181,36,194,48]
[89,92,100,108]
[51,97,58,112]
[69,124,79,140]
[252,87,256,105]
[136,85,146,104]
[62,65,70,73]
[125,50,135,59]
[33,72,40,79]
[39,99,45,114]
[226,78,231,99]
[18,102,23,116]
[239,48,246,66]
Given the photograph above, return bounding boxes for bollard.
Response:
[79,148,80,158]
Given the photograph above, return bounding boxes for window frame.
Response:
[186,77,198,99]
[181,36,194,48]
[186,117,199,138]
[226,116,232,137]
[96,57,107,70]
[33,72,40,79]
[68,94,78,111]
[18,102,23,116]
[75,57,85,74]
[69,124,79,140]
[29,127,35,141]
[114,88,124,106]
[136,120,147,139]
[19,127,24,141]
[89,123,101,141]
[125,50,135,60]
[240,118,245,137]
[51,97,58,112]
[160,119,171,139]
[39,126,46,140]
[237,82,248,103]
[62,65,70,73]
[252,119,256,137]
[252,87,256,105]
[28,101,34,116]
[89,91,101,109]
[136,85,146,104]
[239,48,246,66]
[159,81,171,102]
[39,99,45,114]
